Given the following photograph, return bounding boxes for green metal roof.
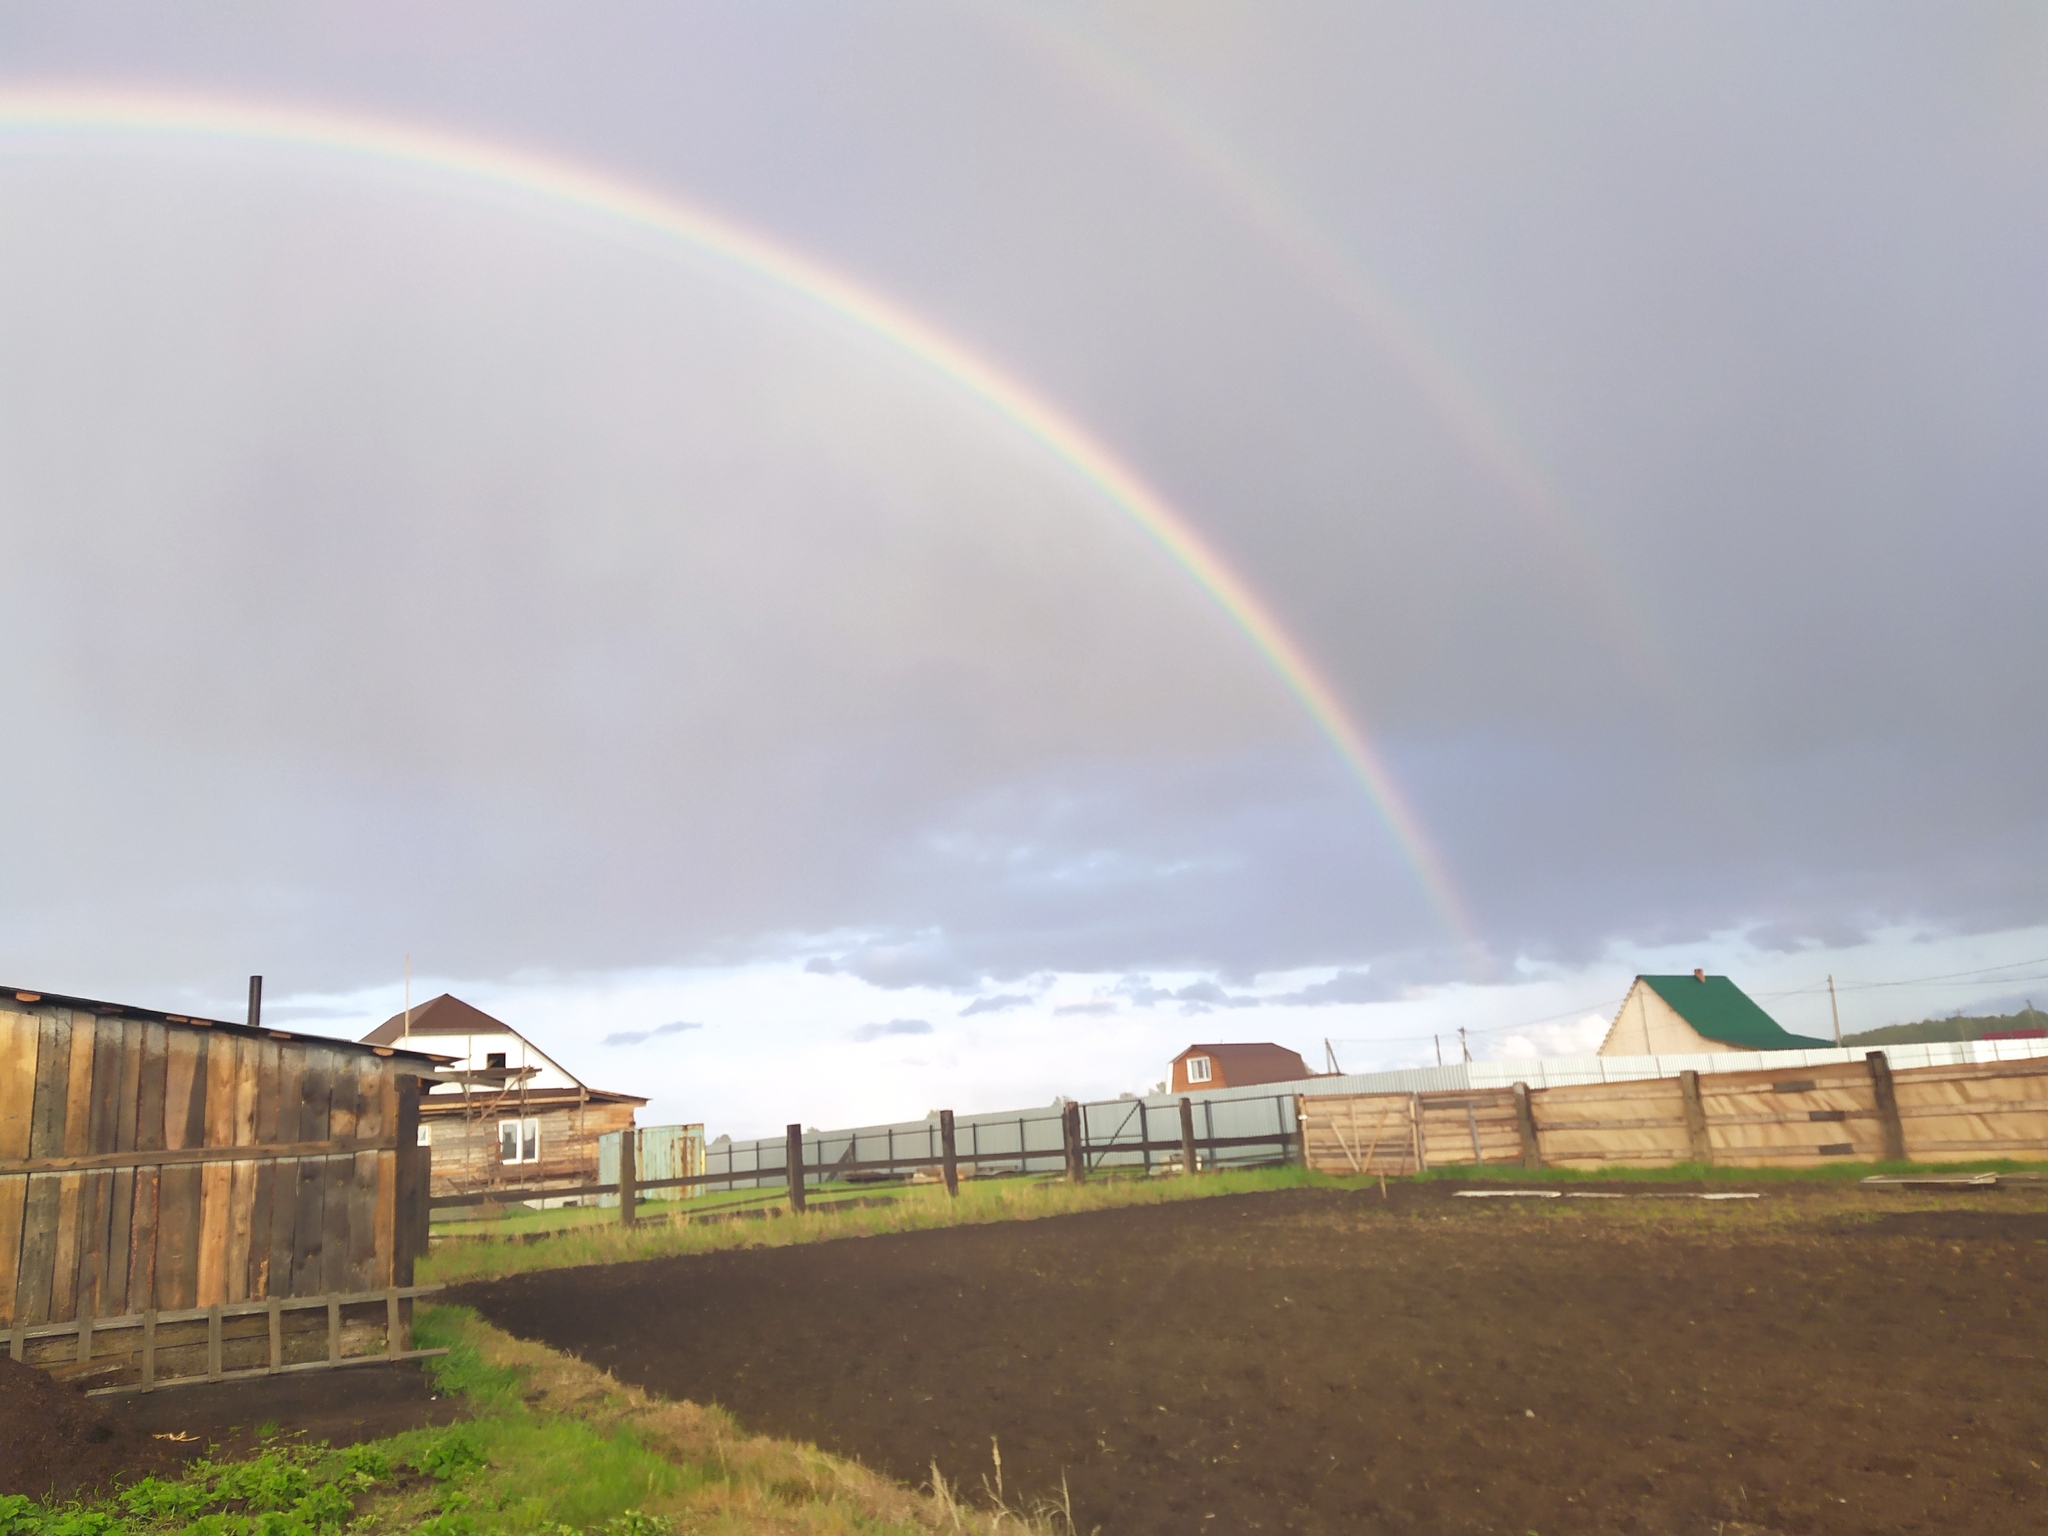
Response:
[1640,974,1833,1051]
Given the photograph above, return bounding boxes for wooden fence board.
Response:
[244,1040,280,1301]
[71,1021,119,1319]
[224,1037,260,1304]
[322,1061,360,1295]
[1302,1053,2048,1179]
[290,1053,333,1297]
[265,1044,307,1302]
[196,1032,240,1307]
[16,1012,72,1326]
[1891,1062,2048,1161]
[0,1007,41,1328]
[154,1030,208,1312]
[47,1023,96,1325]
[1299,1093,1420,1175]
[1529,1077,1692,1167]
[102,1019,145,1319]
[347,1060,384,1291]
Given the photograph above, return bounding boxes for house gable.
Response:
[1599,974,1831,1055]
[1171,1042,1311,1093]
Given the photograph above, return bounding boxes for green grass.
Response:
[420,1165,1322,1284]
[3,1305,1064,1536]
[431,1180,899,1240]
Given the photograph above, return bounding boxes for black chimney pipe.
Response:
[247,974,263,1029]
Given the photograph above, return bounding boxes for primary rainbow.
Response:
[0,84,1482,955]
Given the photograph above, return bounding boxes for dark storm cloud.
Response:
[0,5,2042,1008]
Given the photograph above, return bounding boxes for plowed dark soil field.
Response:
[451,1186,2048,1535]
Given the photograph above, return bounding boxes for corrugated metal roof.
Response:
[1638,974,1832,1050]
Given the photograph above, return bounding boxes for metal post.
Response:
[1139,1100,1150,1175]
[247,974,263,1029]
[939,1109,959,1197]
[618,1127,638,1226]
[1179,1096,1198,1176]
[1062,1102,1085,1184]
[785,1123,807,1213]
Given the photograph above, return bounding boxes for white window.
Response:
[417,1123,432,1147]
[1185,1055,1212,1085]
[500,1117,540,1164]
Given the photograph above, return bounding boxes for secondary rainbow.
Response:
[999,11,1670,689]
[0,84,1482,954]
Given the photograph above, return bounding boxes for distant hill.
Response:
[1842,1008,2048,1047]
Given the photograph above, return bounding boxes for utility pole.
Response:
[1459,1026,1471,1063]
[1828,974,1842,1046]
[1434,1034,1443,1067]
[1324,1037,1342,1075]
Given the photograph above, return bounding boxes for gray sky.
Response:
[2,4,2045,1116]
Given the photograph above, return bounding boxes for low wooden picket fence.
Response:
[5,1283,444,1395]
[1299,1052,2048,1175]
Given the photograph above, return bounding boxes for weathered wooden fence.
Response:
[1,991,439,1392]
[1299,1051,2048,1174]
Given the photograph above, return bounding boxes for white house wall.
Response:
[1597,981,1728,1056]
[403,1028,585,1091]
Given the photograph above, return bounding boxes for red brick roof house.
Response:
[1169,1042,1312,1095]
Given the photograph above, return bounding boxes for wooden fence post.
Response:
[392,1074,427,1288]
[785,1124,807,1213]
[1678,1070,1712,1164]
[1512,1083,1542,1169]
[1408,1093,1427,1173]
[1062,1102,1085,1184]
[1179,1096,1199,1176]
[939,1110,959,1197]
[1867,1051,1908,1162]
[618,1127,638,1227]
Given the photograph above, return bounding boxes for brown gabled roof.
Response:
[1173,1042,1312,1085]
[364,993,516,1044]
[4,984,446,1065]
[370,993,645,1107]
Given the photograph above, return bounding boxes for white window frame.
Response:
[499,1117,541,1164]
[1185,1055,1212,1085]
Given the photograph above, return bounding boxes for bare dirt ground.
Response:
[450,1184,2048,1536]
[0,1360,463,1499]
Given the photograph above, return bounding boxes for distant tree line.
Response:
[1842,1006,2047,1047]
